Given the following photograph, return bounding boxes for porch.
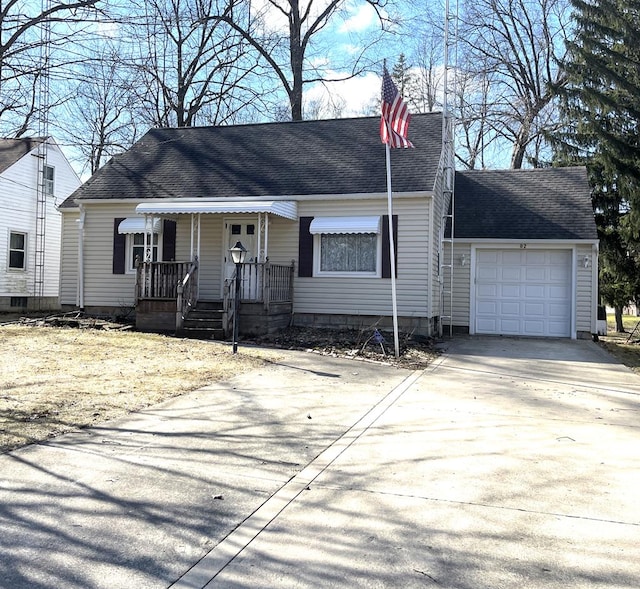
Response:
[134,260,295,338]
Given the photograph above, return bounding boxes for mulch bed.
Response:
[243,326,440,369]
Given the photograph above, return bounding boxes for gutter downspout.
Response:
[77,204,85,310]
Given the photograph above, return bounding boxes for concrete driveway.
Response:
[1,337,639,588]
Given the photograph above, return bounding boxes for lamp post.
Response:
[229,241,247,354]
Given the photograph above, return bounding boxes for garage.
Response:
[474,248,572,337]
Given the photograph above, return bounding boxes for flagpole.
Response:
[385,141,400,358]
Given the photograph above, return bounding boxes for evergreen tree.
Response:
[555,0,640,330]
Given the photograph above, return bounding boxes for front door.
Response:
[224,219,259,296]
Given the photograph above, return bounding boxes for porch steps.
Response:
[179,301,225,340]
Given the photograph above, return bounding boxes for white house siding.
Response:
[59,211,80,306]
[1,141,79,304]
[80,204,140,308]
[293,197,432,321]
[443,242,471,329]
[575,244,597,335]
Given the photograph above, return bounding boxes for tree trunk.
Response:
[614,305,625,332]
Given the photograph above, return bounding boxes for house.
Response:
[0,137,81,312]
[57,114,599,339]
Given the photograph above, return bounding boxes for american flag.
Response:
[380,66,414,149]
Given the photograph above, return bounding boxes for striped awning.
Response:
[309,216,381,234]
[135,200,298,220]
[118,217,162,234]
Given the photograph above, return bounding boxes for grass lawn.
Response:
[0,324,274,453]
[598,314,640,374]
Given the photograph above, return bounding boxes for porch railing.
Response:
[136,261,194,301]
[223,261,295,333]
[136,260,293,335]
[176,261,199,331]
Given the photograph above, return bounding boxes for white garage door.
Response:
[475,249,572,337]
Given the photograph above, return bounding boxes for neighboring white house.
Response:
[0,137,81,312]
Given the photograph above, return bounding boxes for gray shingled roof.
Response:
[0,137,44,175]
[60,114,443,208]
[452,167,597,240]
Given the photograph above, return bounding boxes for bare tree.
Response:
[0,0,101,136]
[56,43,141,175]
[117,0,261,128]
[214,0,395,120]
[458,0,570,168]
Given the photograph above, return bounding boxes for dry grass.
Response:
[598,314,640,374]
[0,324,269,453]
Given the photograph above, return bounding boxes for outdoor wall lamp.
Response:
[229,241,247,354]
[583,254,590,268]
[460,254,467,267]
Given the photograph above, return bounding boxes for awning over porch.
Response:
[135,200,298,220]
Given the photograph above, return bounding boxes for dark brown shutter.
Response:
[298,217,314,277]
[162,219,176,261]
[113,218,126,274]
[381,214,398,279]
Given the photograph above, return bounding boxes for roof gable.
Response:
[453,167,597,241]
[60,114,443,207]
[0,137,45,175]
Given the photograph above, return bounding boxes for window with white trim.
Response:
[43,164,54,196]
[310,216,382,277]
[127,232,160,272]
[8,231,27,270]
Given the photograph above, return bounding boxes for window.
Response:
[43,165,54,196]
[128,232,159,271]
[8,232,26,270]
[319,233,378,273]
[310,216,381,277]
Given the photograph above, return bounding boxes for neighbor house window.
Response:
[310,216,381,277]
[8,231,26,270]
[43,165,54,196]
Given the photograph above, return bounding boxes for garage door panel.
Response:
[524,284,545,298]
[475,249,572,337]
[550,251,571,264]
[500,284,521,297]
[502,251,522,264]
[549,303,570,318]
[499,319,521,334]
[525,267,546,281]
[477,301,498,315]
[477,267,498,281]
[549,285,570,299]
[524,302,545,316]
[500,302,521,315]
[477,318,498,333]
[477,284,497,297]
[501,267,522,280]
[525,251,547,264]
[548,321,570,336]
[523,320,545,335]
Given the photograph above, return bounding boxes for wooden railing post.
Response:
[176,283,184,332]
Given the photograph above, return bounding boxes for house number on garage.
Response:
[520,243,527,249]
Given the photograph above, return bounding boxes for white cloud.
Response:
[338,3,377,33]
[304,71,381,118]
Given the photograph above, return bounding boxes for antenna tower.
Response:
[439,0,458,337]
[34,0,52,305]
